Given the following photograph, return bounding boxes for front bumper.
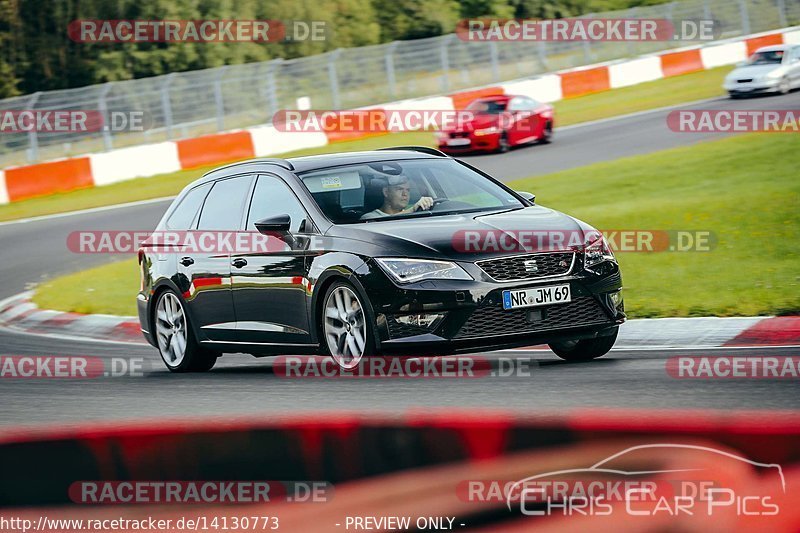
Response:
[724,78,781,95]
[437,132,501,154]
[359,258,624,355]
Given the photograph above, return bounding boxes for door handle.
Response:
[179,256,194,266]
[232,258,248,268]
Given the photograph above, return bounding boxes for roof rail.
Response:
[376,146,448,157]
[202,157,294,176]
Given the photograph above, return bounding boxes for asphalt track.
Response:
[0,92,798,426]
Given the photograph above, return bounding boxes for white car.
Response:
[723,45,800,97]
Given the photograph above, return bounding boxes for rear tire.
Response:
[549,327,618,361]
[154,290,218,372]
[540,121,553,144]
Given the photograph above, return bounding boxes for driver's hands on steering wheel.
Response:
[411,196,434,211]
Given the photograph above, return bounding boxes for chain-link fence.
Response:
[1,0,798,167]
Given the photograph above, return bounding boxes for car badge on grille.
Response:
[523,259,538,272]
[559,260,568,268]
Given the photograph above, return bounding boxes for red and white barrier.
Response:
[0,27,797,205]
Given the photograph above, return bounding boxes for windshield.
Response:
[747,50,784,65]
[466,99,507,114]
[299,159,524,224]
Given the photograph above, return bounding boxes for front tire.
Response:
[322,281,374,369]
[154,290,218,372]
[778,77,790,95]
[496,132,510,153]
[549,327,618,361]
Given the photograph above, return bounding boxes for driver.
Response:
[361,175,434,220]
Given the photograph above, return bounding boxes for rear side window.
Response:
[197,176,254,230]
[165,183,211,229]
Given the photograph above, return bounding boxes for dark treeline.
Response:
[0,0,668,98]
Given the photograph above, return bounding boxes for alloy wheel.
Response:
[156,292,188,367]
[324,285,367,369]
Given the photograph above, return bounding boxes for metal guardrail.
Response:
[1,0,798,167]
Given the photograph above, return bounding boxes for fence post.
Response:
[265,59,282,119]
[327,49,342,109]
[440,35,452,92]
[776,0,787,28]
[703,0,711,23]
[488,40,500,82]
[385,42,399,99]
[738,0,750,35]
[25,92,41,163]
[582,14,594,63]
[161,73,175,139]
[213,66,227,132]
[98,82,114,151]
[537,41,548,70]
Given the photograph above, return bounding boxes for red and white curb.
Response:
[0,291,143,344]
[1,291,798,349]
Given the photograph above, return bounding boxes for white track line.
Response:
[0,195,175,227]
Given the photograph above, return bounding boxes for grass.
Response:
[507,133,800,318]
[33,259,140,316]
[32,132,799,318]
[0,66,730,223]
[553,66,728,126]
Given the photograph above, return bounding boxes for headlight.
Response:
[376,258,472,283]
[584,236,615,269]
[473,127,500,136]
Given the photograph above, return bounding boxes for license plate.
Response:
[447,138,470,146]
[502,284,571,310]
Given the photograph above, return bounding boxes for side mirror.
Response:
[254,214,291,234]
[516,191,536,204]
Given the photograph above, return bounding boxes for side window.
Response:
[247,175,310,233]
[508,97,525,111]
[197,176,253,230]
[165,183,212,229]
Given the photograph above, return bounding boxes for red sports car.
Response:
[437,94,554,154]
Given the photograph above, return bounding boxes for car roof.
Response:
[474,95,512,103]
[755,45,791,53]
[186,149,446,189]
[287,150,441,172]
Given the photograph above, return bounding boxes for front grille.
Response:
[477,252,575,282]
[737,78,753,83]
[450,132,470,138]
[454,296,610,339]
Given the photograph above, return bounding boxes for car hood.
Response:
[727,64,783,78]
[327,206,593,262]
[446,113,501,133]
